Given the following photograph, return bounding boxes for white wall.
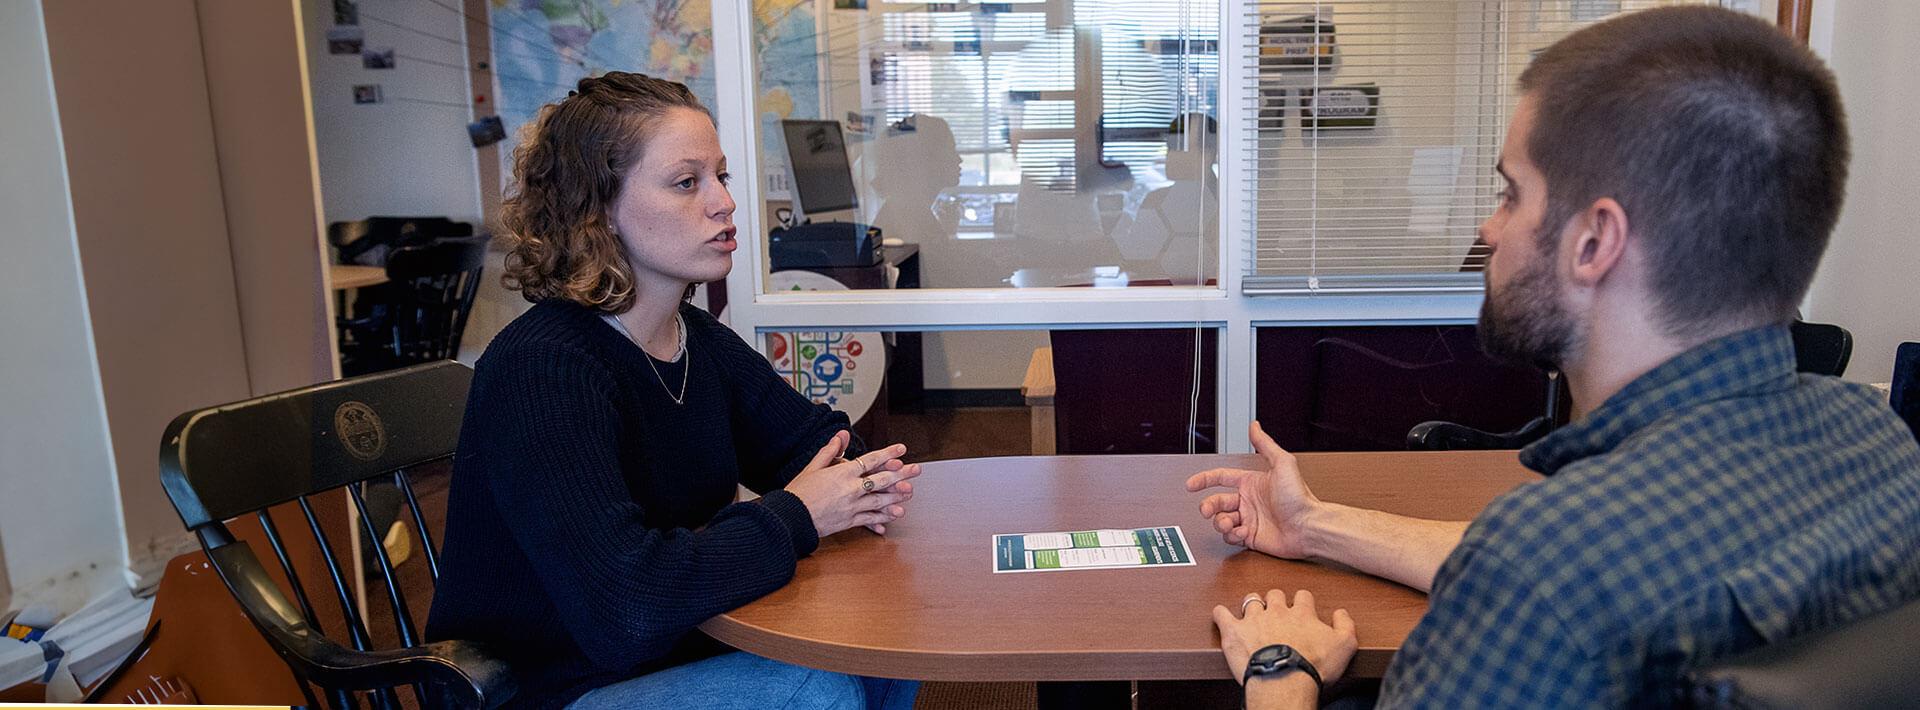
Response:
[0,0,129,614]
[42,0,336,591]
[1805,1,1920,384]
[302,0,484,225]
[301,0,508,362]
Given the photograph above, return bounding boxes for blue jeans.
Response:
[566,652,919,710]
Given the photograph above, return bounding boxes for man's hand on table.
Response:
[1214,589,1357,710]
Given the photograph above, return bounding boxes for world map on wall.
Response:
[488,0,820,189]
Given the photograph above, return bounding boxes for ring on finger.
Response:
[862,477,876,493]
[1241,593,1266,615]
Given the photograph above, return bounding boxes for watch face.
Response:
[1250,644,1295,671]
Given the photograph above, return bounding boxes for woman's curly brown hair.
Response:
[499,72,710,313]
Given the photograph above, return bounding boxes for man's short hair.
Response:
[1519,6,1847,332]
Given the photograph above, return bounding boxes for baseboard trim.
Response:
[920,388,1025,408]
[124,531,197,595]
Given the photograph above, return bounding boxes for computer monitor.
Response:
[782,119,859,217]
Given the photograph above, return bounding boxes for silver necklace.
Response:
[603,312,689,405]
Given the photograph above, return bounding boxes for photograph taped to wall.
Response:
[467,116,506,148]
[362,48,394,70]
[326,26,363,55]
[332,0,358,26]
[352,84,382,105]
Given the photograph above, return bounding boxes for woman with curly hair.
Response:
[426,72,921,710]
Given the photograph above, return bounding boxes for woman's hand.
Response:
[784,431,922,538]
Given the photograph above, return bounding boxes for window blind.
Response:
[1239,0,1717,295]
[875,0,1219,189]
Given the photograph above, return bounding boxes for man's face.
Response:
[1477,97,1581,370]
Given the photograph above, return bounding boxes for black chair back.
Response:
[340,238,487,376]
[1687,596,1920,708]
[159,361,514,709]
[384,238,487,364]
[1893,342,1920,445]
[1789,320,1853,377]
[330,217,475,266]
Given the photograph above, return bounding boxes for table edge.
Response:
[700,614,1398,681]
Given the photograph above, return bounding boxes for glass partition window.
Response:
[752,0,1221,291]
[1237,0,1709,295]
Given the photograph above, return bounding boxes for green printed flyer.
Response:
[993,526,1195,573]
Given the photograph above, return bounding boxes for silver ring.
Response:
[862,478,876,493]
[1241,594,1267,615]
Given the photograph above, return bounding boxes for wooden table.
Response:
[702,451,1539,682]
[328,264,388,290]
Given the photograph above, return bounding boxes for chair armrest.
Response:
[207,541,517,708]
[1406,417,1550,451]
[336,315,382,331]
[303,640,518,708]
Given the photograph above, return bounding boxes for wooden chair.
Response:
[328,217,474,267]
[158,361,514,709]
[338,238,487,376]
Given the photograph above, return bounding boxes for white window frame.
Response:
[714,0,1521,455]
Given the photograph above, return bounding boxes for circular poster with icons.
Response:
[761,271,887,424]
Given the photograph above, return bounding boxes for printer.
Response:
[769,221,883,269]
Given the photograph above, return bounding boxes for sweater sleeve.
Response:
[686,306,859,494]
[469,341,813,672]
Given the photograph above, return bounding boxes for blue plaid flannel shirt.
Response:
[1377,325,1920,707]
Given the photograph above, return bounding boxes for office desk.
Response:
[328,264,388,290]
[701,450,1539,682]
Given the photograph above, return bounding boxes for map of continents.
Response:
[488,0,820,191]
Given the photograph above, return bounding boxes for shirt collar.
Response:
[1520,324,1799,475]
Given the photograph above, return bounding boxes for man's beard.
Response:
[1477,230,1580,371]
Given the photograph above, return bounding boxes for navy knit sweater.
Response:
[425,299,852,709]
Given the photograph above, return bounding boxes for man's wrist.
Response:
[1244,671,1318,709]
[1296,502,1346,560]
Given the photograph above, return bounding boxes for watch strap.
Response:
[1242,644,1324,693]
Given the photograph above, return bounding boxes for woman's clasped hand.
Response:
[785,430,922,537]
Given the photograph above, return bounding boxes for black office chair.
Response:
[1685,595,1920,708]
[1788,320,1853,379]
[1893,342,1920,445]
[159,361,515,709]
[1405,372,1563,451]
[339,238,488,376]
[1407,321,1853,451]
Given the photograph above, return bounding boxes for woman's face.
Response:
[608,107,738,291]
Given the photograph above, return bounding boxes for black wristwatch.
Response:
[1242,643,1324,695]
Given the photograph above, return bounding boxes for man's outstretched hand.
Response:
[1186,422,1326,560]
